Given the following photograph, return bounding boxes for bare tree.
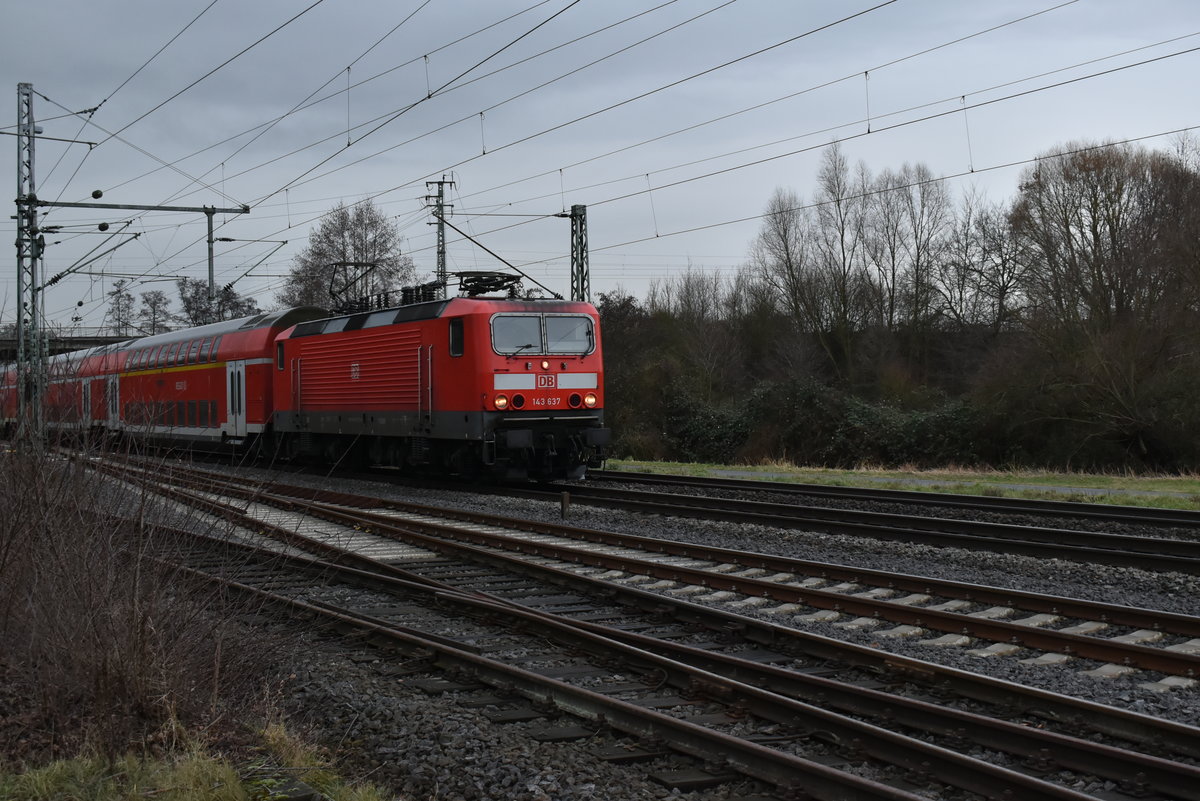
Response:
[1004,141,1200,463]
[934,189,986,334]
[974,202,1026,336]
[898,162,951,341]
[175,278,259,326]
[277,199,416,310]
[106,280,135,336]
[139,290,173,335]
[863,167,907,332]
[809,143,872,380]
[646,267,740,401]
[752,187,811,320]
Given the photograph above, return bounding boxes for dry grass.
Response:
[0,443,285,765]
[606,458,1200,510]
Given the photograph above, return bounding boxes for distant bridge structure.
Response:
[0,326,130,364]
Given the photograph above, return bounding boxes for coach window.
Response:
[198,337,212,362]
[167,342,179,365]
[176,342,189,365]
[449,319,464,357]
[209,336,222,362]
[187,340,202,364]
[491,315,542,355]
[276,342,285,370]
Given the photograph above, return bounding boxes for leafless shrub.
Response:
[0,442,293,763]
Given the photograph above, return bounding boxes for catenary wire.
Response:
[441,32,1200,224]
[147,24,1191,292]
[271,0,740,196]
[154,0,435,206]
[393,42,1200,257]
[102,0,329,142]
[97,0,559,198]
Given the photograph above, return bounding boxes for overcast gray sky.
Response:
[3,0,1197,329]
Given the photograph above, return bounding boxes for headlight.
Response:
[494,394,509,410]
[540,359,550,371]
[583,392,597,408]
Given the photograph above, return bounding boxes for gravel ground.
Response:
[283,637,777,801]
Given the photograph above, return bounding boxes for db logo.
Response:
[350,363,361,380]
[536,374,556,388]
[175,381,187,391]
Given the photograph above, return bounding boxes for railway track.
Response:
[586,469,1200,530]
[120,458,1200,678]
[474,480,1200,574]
[85,456,1200,800]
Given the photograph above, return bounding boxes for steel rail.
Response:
[586,469,1200,529]
[501,482,1200,573]
[103,460,1200,757]
[302,499,1200,677]
[140,520,1159,800]
[141,531,939,799]
[122,461,1200,674]
[180,571,933,799]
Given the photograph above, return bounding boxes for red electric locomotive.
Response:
[2,294,610,480]
[272,295,609,479]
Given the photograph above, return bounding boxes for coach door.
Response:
[106,375,119,428]
[226,360,247,438]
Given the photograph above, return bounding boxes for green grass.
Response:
[604,459,1200,511]
[0,731,396,801]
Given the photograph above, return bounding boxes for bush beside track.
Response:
[0,446,393,801]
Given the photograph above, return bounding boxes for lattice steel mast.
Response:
[569,204,589,303]
[15,83,45,444]
[425,176,454,298]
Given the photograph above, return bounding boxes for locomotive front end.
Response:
[481,306,609,480]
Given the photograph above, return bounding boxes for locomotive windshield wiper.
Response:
[509,343,537,357]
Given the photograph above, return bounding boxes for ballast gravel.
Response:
[223,465,1200,724]
[189,461,1200,798]
[283,640,768,801]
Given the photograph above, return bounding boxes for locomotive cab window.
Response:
[491,315,542,355]
[491,313,594,355]
[545,315,593,354]
[449,318,464,357]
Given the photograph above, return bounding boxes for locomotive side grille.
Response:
[297,329,423,410]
